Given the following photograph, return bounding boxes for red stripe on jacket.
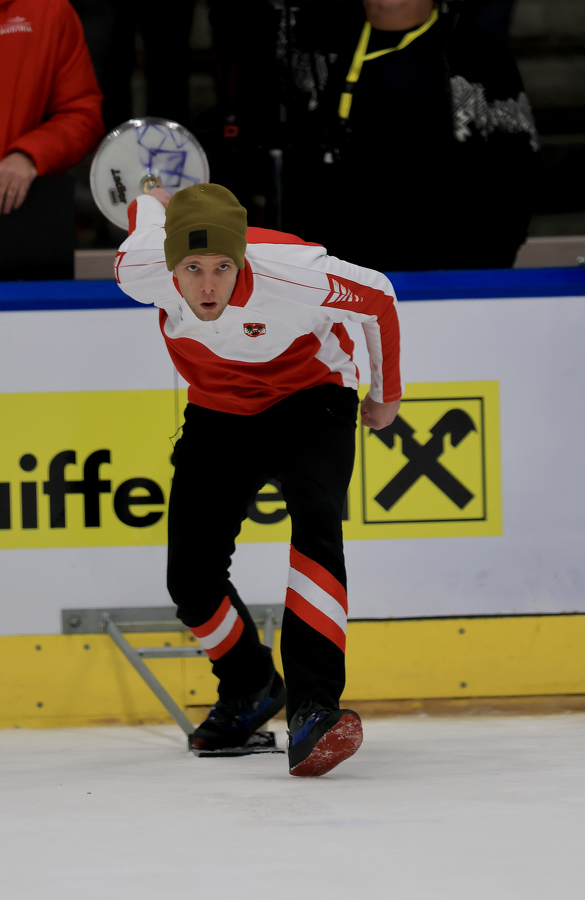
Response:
[324,274,401,403]
[160,314,345,414]
[127,200,138,236]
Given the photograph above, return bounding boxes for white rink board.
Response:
[0,296,584,634]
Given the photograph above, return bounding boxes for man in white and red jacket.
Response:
[115,183,402,777]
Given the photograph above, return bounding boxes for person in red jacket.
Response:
[0,0,104,215]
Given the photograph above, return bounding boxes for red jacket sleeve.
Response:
[318,256,402,404]
[7,1,104,175]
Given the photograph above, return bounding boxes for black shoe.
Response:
[287,700,363,777]
[190,671,286,752]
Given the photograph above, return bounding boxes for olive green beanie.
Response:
[164,183,247,271]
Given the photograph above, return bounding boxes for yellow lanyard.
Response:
[339,4,440,122]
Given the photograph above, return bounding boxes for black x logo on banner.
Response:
[371,409,476,510]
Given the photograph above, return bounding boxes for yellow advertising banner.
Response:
[0,382,501,549]
[0,390,183,549]
[240,380,502,542]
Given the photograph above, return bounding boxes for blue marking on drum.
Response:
[174,175,202,185]
[167,129,189,150]
[136,123,167,152]
[153,150,187,188]
[134,122,203,190]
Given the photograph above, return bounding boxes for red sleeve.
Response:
[7,1,104,175]
[322,271,402,403]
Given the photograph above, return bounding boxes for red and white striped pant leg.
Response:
[285,545,348,652]
[189,596,245,661]
[282,544,348,715]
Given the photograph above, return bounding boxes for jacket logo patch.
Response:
[244,323,266,337]
[189,229,208,250]
[1,17,33,35]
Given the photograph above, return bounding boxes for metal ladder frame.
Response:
[61,605,284,738]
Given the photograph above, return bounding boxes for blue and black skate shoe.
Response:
[288,701,363,777]
[189,670,286,754]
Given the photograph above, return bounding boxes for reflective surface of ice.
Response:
[1,715,584,899]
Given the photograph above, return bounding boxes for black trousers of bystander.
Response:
[167,383,358,720]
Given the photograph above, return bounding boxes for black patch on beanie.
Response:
[189,230,208,250]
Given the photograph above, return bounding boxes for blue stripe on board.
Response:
[384,267,585,300]
[0,280,136,311]
[0,267,584,311]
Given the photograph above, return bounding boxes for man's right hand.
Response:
[0,152,38,214]
[146,187,172,208]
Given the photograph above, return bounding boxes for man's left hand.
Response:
[0,152,38,215]
[360,393,401,430]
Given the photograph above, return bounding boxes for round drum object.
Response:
[89,117,210,230]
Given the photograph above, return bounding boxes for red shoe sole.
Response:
[290,712,363,777]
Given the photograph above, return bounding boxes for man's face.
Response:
[174,253,239,321]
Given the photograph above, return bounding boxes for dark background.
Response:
[70,0,585,251]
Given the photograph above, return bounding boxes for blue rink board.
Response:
[0,267,584,311]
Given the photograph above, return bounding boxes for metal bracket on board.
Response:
[60,605,285,738]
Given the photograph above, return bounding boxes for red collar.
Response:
[228,258,254,308]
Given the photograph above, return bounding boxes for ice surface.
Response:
[1,715,584,900]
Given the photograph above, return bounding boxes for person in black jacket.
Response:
[209,0,538,270]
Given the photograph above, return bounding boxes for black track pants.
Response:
[167,383,358,719]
